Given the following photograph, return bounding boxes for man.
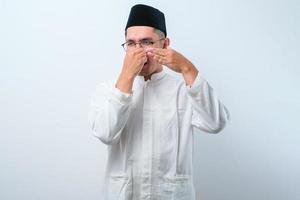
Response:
[89,4,230,200]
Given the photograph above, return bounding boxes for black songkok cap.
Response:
[125,4,167,37]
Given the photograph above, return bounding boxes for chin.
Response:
[138,63,161,77]
[138,71,150,76]
[139,64,152,76]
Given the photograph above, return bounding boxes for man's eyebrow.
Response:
[126,39,135,42]
[140,37,153,41]
[126,37,153,42]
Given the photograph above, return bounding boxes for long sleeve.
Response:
[88,82,132,145]
[186,74,230,133]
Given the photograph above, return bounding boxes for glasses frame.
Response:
[121,38,165,51]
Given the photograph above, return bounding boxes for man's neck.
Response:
[143,66,163,81]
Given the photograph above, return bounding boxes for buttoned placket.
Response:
[134,70,168,199]
[140,79,154,199]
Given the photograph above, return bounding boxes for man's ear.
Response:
[163,38,170,49]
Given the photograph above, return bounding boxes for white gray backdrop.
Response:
[1,0,299,199]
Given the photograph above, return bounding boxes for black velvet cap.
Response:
[125,4,167,36]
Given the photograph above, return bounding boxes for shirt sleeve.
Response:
[88,82,133,144]
[186,73,230,133]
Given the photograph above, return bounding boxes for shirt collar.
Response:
[137,68,167,83]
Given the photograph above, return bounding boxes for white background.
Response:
[1,0,299,199]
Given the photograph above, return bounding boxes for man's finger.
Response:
[146,48,165,57]
[153,55,165,64]
[153,48,168,56]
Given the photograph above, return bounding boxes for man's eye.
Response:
[142,40,154,45]
[127,42,135,46]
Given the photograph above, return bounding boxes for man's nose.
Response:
[135,43,142,48]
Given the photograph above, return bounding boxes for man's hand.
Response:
[116,48,147,93]
[147,48,198,86]
[122,48,148,79]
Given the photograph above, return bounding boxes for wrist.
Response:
[181,60,197,75]
[115,72,135,93]
[181,61,198,86]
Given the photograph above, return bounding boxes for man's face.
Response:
[125,26,165,76]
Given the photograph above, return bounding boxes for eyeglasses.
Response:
[121,38,165,51]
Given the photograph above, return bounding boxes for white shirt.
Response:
[88,69,230,200]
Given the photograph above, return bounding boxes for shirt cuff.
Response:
[186,73,207,97]
[111,86,133,104]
